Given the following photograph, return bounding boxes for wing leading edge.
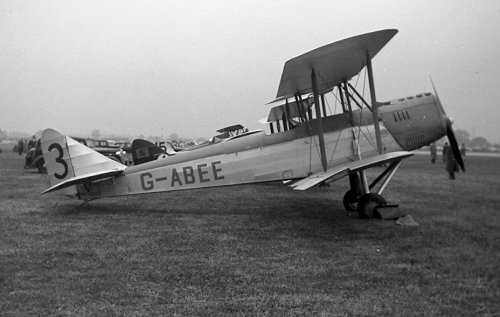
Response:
[290,151,413,190]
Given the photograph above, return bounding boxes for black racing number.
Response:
[48,143,68,179]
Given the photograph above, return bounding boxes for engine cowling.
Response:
[379,93,447,151]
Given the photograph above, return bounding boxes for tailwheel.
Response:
[357,193,386,219]
[343,189,358,212]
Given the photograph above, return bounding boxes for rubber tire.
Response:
[357,193,386,219]
[343,189,358,212]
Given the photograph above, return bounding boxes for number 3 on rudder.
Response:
[48,143,69,179]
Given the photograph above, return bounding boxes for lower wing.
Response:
[290,151,414,190]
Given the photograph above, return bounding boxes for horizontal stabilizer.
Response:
[290,151,413,190]
[41,169,124,194]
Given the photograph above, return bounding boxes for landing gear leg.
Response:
[343,173,362,212]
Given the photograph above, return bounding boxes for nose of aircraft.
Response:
[432,79,465,172]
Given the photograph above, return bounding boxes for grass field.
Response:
[1,146,499,316]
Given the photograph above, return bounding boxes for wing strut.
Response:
[366,54,383,154]
[342,81,355,125]
[320,94,327,117]
[311,68,328,172]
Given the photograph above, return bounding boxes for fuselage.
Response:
[74,93,446,200]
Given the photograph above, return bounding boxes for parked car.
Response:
[24,140,45,173]
[71,137,124,162]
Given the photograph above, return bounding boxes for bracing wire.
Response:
[309,134,313,174]
[305,67,382,168]
[357,68,377,151]
[328,128,344,166]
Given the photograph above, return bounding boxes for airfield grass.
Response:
[0,146,499,316]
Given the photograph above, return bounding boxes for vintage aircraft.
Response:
[40,29,464,218]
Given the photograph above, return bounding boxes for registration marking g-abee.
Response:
[139,160,224,191]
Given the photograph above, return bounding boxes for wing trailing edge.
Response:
[290,151,413,190]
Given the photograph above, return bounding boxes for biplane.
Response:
[40,29,464,218]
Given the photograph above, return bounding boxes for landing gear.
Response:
[343,189,358,212]
[356,193,386,219]
[343,190,387,219]
[343,160,404,219]
[343,173,363,212]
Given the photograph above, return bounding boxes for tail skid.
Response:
[41,129,126,195]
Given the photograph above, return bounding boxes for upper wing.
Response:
[272,29,398,102]
[265,96,315,122]
[290,151,413,190]
[216,124,245,133]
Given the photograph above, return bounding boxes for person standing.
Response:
[442,142,449,163]
[28,135,36,149]
[460,143,467,157]
[430,143,437,164]
[17,138,24,155]
[445,145,458,180]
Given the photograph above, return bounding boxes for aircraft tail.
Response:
[40,129,126,195]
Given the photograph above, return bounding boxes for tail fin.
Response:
[41,129,126,194]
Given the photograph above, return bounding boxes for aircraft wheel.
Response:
[343,189,358,212]
[357,193,386,219]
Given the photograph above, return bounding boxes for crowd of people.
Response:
[14,135,37,155]
[12,135,43,170]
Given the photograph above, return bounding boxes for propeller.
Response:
[445,118,465,172]
[430,77,465,172]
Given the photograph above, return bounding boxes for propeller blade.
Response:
[446,119,465,172]
[431,77,465,172]
[430,76,446,116]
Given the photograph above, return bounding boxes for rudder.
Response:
[41,129,76,189]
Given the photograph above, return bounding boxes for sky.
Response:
[1,0,499,142]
